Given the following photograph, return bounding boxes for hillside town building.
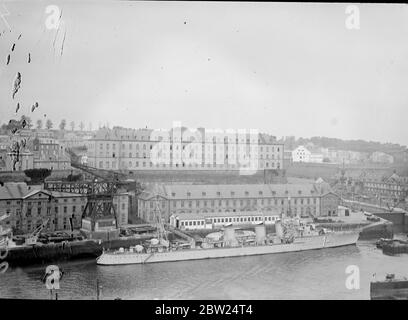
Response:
[0,183,132,234]
[86,127,284,172]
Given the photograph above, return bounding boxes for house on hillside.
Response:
[292,146,323,163]
[292,146,311,162]
[370,151,394,164]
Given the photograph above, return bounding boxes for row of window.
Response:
[366,188,405,194]
[167,207,317,215]
[3,198,85,207]
[172,189,311,197]
[93,150,282,160]
[180,215,278,227]
[26,205,84,217]
[94,161,281,170]
[17,217,81,232]
[100,152,282,160]
[365,184,404,190]
[143,197,317,208]
[92,141,281,150]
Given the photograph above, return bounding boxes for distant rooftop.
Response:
[91,127,279,144]
[0,183,84,200]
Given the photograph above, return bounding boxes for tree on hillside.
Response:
[0,123,7,133]
[46,119,53,130]
[36,119,43,129]
[70,121,75,131]
[283,136,296,150]
[59,119,67,131]
[24,168,52,184]
[66,173,82,182]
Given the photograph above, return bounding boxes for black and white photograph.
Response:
[0,0,408,305]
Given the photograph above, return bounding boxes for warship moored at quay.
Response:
[96,218,361,265]
[0,223,156,266]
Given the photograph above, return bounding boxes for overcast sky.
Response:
[1,1,407,145]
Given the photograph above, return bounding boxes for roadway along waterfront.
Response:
[1,236,408,300]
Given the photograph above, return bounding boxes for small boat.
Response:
[371,274,408,300]
[376,238,394,249]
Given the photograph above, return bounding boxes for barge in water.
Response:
[371,274,408,300]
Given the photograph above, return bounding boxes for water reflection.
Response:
[1,240,407,300]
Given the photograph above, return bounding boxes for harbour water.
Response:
[1,236,408,300]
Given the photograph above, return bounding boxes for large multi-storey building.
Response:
[86,127,284,172]
[0,183,133,234]
[32,137,71,170]
[0,150,34,172]
[0,183,87,234]
[363,173,408,202]
[58,131,93,149]
[320,148,369,165]
[137,181,339,223]
[370,151,394,164]
[0,131,71,171]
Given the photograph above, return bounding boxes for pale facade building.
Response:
[0,183,87,234]
[86,127,284,172]
[170,211,280,230]
[137,182,339,224]
[292,146,311,162]
[32,137,71,170]
[370,151,394,164]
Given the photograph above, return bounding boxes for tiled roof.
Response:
[49,191,85,198]
[92,128,154,141]
[0,183,84,200]
[139,182,334,200]
[91,128,280,145]
[0,183,31,200]
[258,133,277,144]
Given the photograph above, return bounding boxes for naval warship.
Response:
[96,218,360,265]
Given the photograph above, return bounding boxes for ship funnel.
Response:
[255,225,266,245]
[223,227,238,247]
[275,220,284,239]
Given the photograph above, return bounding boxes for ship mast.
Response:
[152,184,168,242]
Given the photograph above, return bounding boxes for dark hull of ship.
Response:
[2,236,151,267]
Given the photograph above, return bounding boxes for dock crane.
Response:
[44,148,143,239]
[25,218,50,245]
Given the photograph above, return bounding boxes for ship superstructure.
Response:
[96,198,361,266]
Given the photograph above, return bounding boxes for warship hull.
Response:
[96,230,360,265]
